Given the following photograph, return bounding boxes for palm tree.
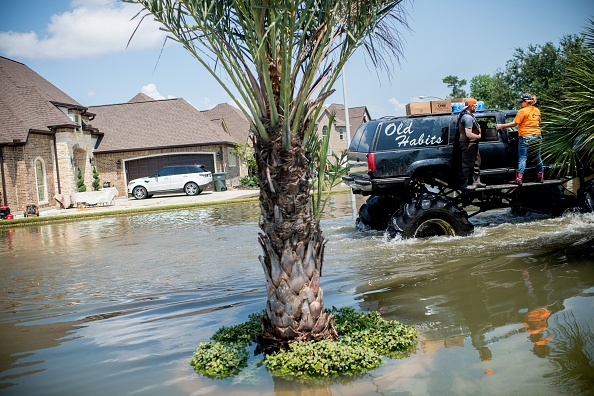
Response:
[128,0,409,347]
[541,19,594,177]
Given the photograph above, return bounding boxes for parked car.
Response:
[127,165,213,199]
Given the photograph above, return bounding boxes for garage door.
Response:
[126,154,216,182]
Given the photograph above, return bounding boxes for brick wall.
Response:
[0,134,58,211]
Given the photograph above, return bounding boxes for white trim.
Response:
[34,157,49,204]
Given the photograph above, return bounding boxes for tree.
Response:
[541,19,594,177]
[442,75,467,98]
[92,166,101,191]
[77,167,86,192]
[469,74,493,108]
[128,0,409,348]
[489,35,583,109]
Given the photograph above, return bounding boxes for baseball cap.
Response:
[517,93,533,103]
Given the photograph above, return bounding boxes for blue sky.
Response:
[1,0,593,118]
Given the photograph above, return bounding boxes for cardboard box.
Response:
[431,99,452,113]
[451,97,466,103]
[406,102,431,115]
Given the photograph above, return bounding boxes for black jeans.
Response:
[458,140,480,186]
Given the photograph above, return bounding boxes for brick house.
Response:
[0,56,103,211]
[314,103,371,157]
[0,56,251,212]
[89,95,251,195]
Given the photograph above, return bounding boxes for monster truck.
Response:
[342,110,594,238]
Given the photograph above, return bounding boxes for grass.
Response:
[0,197,259,228]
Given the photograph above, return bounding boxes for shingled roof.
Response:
[202,103,252,144]
[325,104,369,130]
[89,98,246,153]
[128,93,155,103]
[0,56,80,145]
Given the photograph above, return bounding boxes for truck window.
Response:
[476,117,499,142]
[349,122,376,153]
[375,117,449,151]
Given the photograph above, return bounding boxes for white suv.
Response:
[127,165,213,199]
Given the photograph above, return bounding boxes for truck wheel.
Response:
[578,180,594,212]
[389,194,474,238]
[356,195,401,231]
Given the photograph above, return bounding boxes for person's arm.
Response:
[496,121,517,130]
[465,126,480,140]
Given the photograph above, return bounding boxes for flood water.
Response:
[1,193,593,395]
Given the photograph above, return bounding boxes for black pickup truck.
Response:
[343,110,594,238]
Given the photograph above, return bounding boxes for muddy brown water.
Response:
[1,194,593,395]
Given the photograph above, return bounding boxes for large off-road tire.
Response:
[356,195,402,231]
[389,194,474,238]
[513,184,581,217]
[578,179,594,212]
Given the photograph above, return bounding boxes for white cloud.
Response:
[388,98,407,117]
[141,83,162,99]
[0,0,168,59]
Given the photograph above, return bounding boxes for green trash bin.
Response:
[213,172,228,192]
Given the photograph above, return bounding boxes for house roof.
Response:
[128,93,155,103]
[0,56,80,145]
[202,103,252,145]
[324,104,369,130]
[89,98,248,153]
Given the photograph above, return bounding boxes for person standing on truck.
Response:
[496,93,544,185]
[457,98,485,190]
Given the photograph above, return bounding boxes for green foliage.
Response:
[332,306,417,358]
[264,307,416,381]
[190,307,417,381]
[76,167,86,192]
[541,19,594,176]
[307,115,352,220]
[211,311,263,345]
[442,75,467,98]
[190,342,249,379]
[264,339,381,380]
[472,34,585,110]
[239,175,259,187]
[92,166,100,191]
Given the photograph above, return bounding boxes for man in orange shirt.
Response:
[496,93,544,185]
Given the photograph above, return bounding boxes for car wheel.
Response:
[132,186,148,200]
[389,194,474,238]
[184,182,201,196]
[356,195,402,231]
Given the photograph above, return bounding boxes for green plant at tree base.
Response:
[77,167,86,192]
[189,307,417,381]
[92,166,101,191]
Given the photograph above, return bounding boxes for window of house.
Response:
[34,158,47,203]
[228,148,237,167]
[69,113,81,132]
[322,126,328,137]
[339,128,344,140]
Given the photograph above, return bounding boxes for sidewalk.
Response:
[19,188,260,219]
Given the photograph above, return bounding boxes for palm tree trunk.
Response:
[254,126,337,349]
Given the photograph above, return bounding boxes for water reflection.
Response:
[0,196,593,395]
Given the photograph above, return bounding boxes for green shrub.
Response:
[77,167,86,192]
[239,175,258,187]
[190,342,248,378]
[190,307,417,381]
